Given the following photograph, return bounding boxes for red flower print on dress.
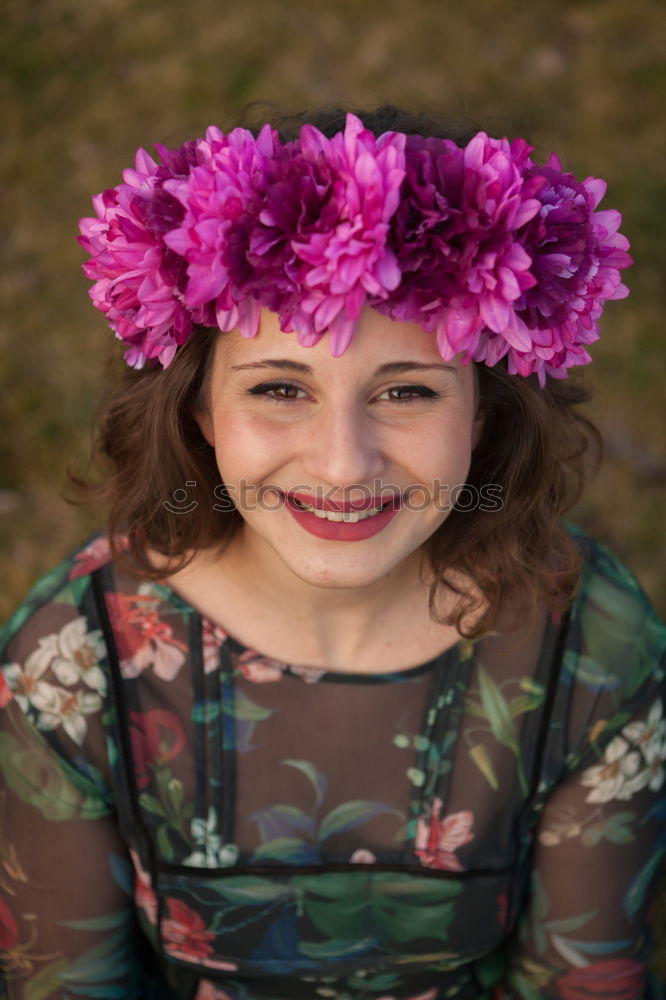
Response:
[69,535,127,579]
[237,649,286,683]
[129,849,158,926]
[414,798,474,870]
[0,898,18,951]
[129,709,187,788]
[106,590,187,680]
[557,958,645,1000]
[162,899,238,970]
[0,673,12,708]
[162,898,216,962]
[202,618,228,674]
[496,890,509,930]
[235,650,326,683]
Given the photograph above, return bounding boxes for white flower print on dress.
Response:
[183,807,239,868]
[622,698,666,792]
[350,848,377,863]
[622,698,666,762]
[580,735,647,804]
[36,686,103,745]
[3,617,105,744]
[47,617,107,695]
[3,653,58,716]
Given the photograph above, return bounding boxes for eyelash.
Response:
[246,381,441,404]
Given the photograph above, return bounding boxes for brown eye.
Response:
[247,381,306,401]
[378,385,440,402]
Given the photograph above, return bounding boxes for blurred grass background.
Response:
[1,0,666,969]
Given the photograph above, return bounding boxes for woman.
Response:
[1,106,664,1000]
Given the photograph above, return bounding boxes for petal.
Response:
[63,713,87,745]
[584,176,607,208]
[328,313,358,356]
[479,295,511,335]
[51,660,80,687]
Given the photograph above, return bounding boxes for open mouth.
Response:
[288,496,396,523]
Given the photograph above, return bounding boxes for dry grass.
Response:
[2,0,666,973]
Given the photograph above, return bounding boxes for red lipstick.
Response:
[283,492,402,541]
[289,491,393,512]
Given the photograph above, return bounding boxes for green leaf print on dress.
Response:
[249,760,404,864]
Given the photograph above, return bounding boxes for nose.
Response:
[301,400,386,492]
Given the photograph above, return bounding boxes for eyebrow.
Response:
[229,359,458,376]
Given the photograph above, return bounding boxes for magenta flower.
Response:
[414,799,474,870]
[78,143,199,368]
[244,114,406,355]
[376,133,542,362]
[510,156,633,383]
[164,124,278,340]
[79,118,632,380]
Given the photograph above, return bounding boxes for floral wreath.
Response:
[79,113,631,385]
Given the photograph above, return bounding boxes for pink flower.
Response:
[79,118,631,381]
[105,591,187,681]
[247,114,406,354]
[293,114,405,353]
[236,650,286,683]
[202,618,228,674]
[164,125,278,338]
[287,663,326,683]
[509,158,632,383]
[414,799,474,870]
[350,848,377,863]
[129,849,158,926]
[79,142,200,368]
[69,535,128,579]
[162,898,216,962]
[378,133,541,362]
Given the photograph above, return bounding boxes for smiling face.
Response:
[195,308,483,593]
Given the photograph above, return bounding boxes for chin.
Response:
[283,550,415,592]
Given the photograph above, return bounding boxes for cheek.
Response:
[421,412,477,472]
[209,414,290,482]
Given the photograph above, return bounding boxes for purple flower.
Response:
[163,125,278,340]
[79,119,632,380]
[243,114,406,355]
[78,143,199,368]
[509,156,632,383]
[376,136,631,383]
[376,133,543,366]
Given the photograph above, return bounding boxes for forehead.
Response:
[213,307,469,377]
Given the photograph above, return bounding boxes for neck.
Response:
[174,526,461,671]
[234,527,432,655]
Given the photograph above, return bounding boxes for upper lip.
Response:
[287,491,401,512]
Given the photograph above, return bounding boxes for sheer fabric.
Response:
[1,527,665,999]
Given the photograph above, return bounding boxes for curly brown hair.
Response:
[71,106,602,637]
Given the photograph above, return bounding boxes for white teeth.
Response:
[297,502,385,522]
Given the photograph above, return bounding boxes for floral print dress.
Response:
[1,526,665,1000]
